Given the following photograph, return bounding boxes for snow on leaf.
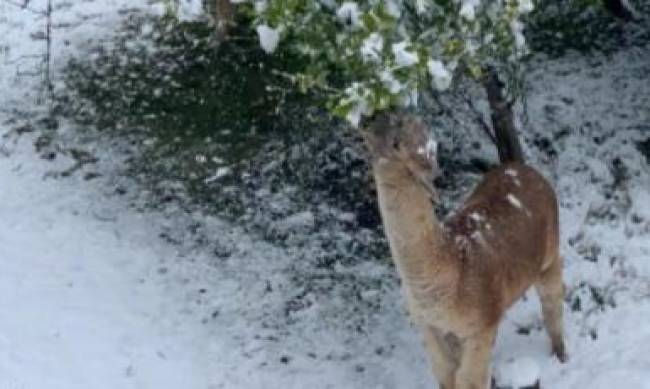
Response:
[254,0,268,13]
[518,0,535,14]
[427,60,452,91]
[336,2,361,27]
[256,24,280,54]
[415,0,429,14]
[360,33,384,63]
[379,70,402,94]
[459,0,481,21]
[510,20,527,51]
[384,0,401,18]
[392,41,419,67]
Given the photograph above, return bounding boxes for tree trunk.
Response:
[483,67,525,164]
[603,0,635,22]
[205,0,235,38]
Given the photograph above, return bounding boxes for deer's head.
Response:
[362,113,440,200]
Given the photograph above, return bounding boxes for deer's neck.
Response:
[372,161,449,281]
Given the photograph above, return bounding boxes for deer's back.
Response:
[443,163,559,325]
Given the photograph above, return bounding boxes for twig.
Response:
[44,0,53,96]
[0,0,46,15]
[2,0,54,101]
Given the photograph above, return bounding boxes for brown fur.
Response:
[363,113,566,389]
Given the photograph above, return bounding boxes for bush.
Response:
[60,12,323,164]
[526,0,650,57]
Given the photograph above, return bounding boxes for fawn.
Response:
[362,113,566,389]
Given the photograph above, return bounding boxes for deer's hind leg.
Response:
[535,254,567,362]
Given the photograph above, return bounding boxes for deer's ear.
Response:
[359,127,376,151]
[358,126,371,143]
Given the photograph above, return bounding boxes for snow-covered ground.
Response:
[1,1,650,388]
[0,127,218,389]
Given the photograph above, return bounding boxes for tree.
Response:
[205,0,237,37]
[603,0,636,21]
[234,0,535,130]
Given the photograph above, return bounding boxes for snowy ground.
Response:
[0,127,218,388]
[1,1,650,389]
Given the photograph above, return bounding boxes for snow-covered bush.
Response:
[236,0,536,125]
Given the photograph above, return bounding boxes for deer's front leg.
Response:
[421,327,457,389]
[455,327,497,389]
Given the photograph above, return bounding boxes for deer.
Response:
[362,112,567,389]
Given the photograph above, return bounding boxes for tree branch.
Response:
[483,66,525,164]
[603,0,636,22]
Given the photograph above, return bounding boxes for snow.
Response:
[1,1,650,389]
[415,0,429,14]
[256,24,280,54]
[511,19,527,51]
[272,211,316,234]
[518,0,535,14]
[494,356,540,388]
[380,69,403,94]
[360,33,384,63]
[253,1,268,13]
[205,166,231,183]
[392,41,419,67]
[343,83,371,127]
[384,0,401,18]
[336,2,361,28]
[0,141,213,389]
[459,0,480,21]
[427,59,452,91]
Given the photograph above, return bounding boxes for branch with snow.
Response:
[232,0,536,126]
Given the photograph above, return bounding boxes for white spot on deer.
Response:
[507,194,532,217]
[505,169,521,186]
[506,194,522,208]
[418,138,438,163]
[469,212,484,222]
